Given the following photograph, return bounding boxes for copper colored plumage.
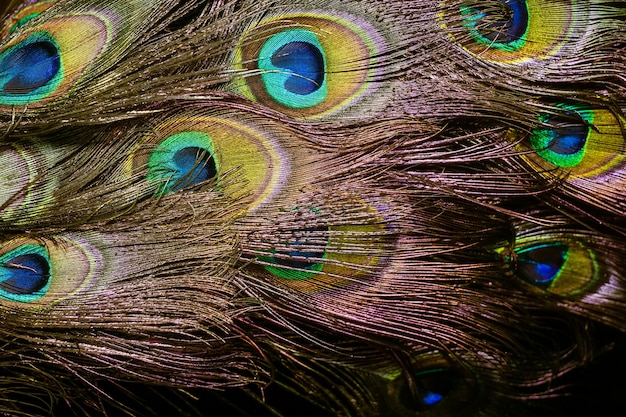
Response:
[0,1,624,416]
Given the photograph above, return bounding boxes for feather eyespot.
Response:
[460,0,529,51]
[126,113,288,211]
[258,219,329,281]
[250,200,388,291]
[511,237,599,297]
[383,355,477,416]
[234,13,381,119]
[0,13,109,106]
[527,102,626,178]
[393,368,458,411]
[145,131,219,195]
[505,102,626,215]
[0,236,100,307]
[440,0,573,64]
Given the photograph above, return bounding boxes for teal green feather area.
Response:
[0,1,625,417]
[146,131,219,195]
[509,101,626,217]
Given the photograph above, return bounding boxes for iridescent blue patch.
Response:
[516,243,568,285]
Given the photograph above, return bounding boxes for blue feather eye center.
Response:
[148,131,219,194]
[2,41,59,93]
[0,244,51,302]
[516,243,568,285]
[0,34,61,102]
[397,368,457,411]
[271,41,325,95]
[530,106,592,168]
[259,29,327,108]
[1,254,49,294]
[172,146,218,187]
[461,0,529,50]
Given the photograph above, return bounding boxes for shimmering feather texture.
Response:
[0,0,625,416]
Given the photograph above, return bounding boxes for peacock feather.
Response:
[0,0,625,416]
